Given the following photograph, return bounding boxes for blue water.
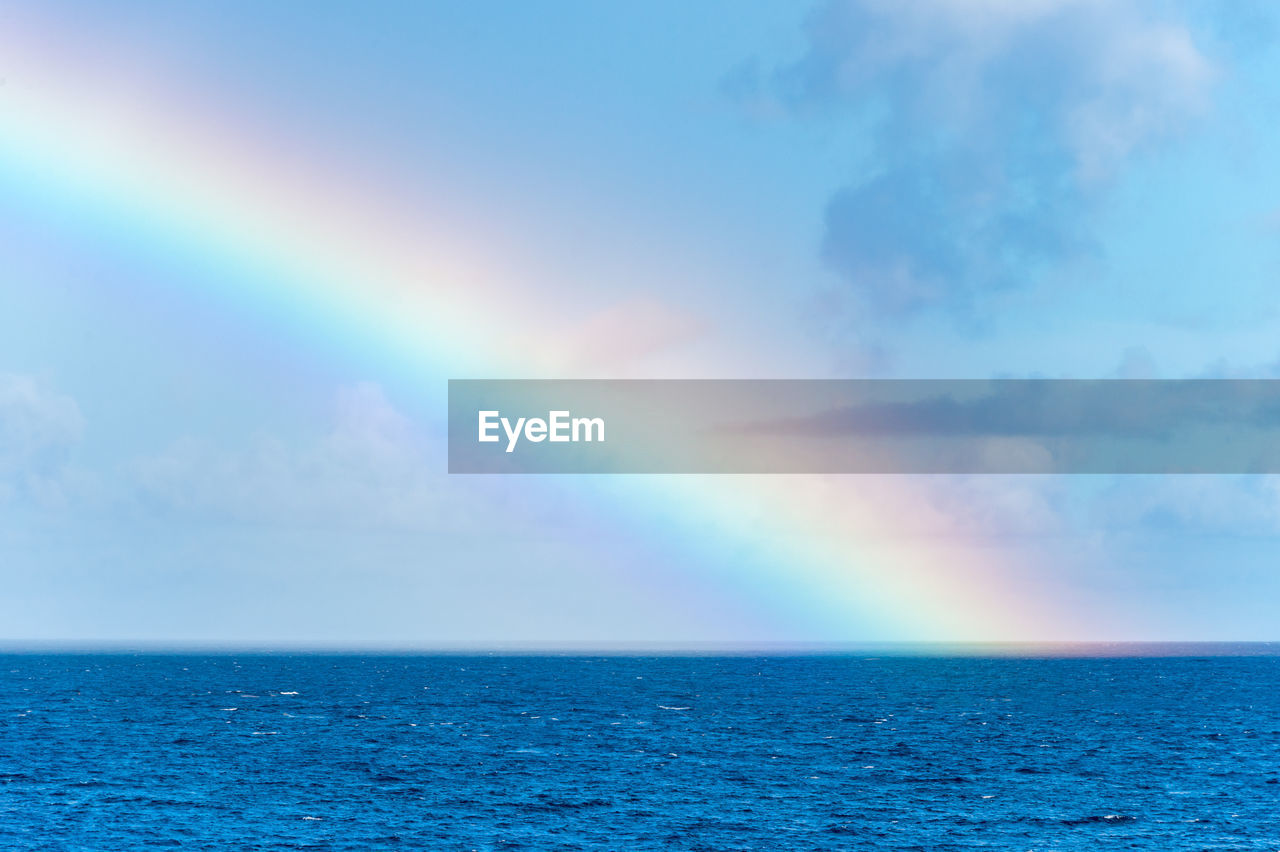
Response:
[2,654,1278,850]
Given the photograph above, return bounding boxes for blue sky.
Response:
[4,1,1280,644]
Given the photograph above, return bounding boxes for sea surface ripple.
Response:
[1,654,1278,850]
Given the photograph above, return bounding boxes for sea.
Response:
[2,651,1278,850]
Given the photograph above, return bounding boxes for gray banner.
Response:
[448,379,1280,473]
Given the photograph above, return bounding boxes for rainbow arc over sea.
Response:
[0,27,1077,643]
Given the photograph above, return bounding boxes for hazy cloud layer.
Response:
[0,373,84,505]
[130,383,449,529]
[1094,474,1280,536]
[129,383,573,533]
[762,0,1215,318]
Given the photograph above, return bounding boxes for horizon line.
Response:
[2,640,1279,658]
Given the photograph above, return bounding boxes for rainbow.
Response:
[0,24,1077,641]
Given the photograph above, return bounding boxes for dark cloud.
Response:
[742,380,1280,439]
[765,0,1215,319]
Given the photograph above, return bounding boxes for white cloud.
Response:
[545,298,705,376]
